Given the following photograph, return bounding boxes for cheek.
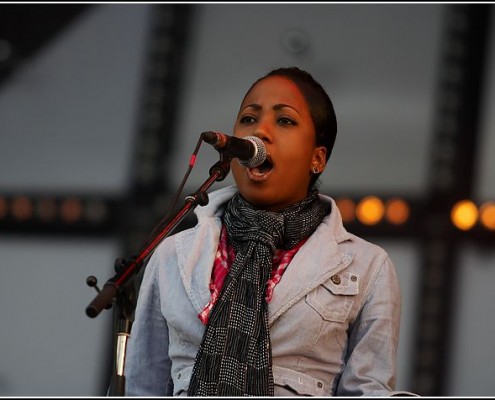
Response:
[233,123,247,138]
[284,145,315,171]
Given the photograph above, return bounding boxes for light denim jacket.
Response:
[125,185,412,396]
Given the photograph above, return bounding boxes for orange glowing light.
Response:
[451,200,478,230]
[61,198,83,223]
[0,197,7,219]
[479,202,495,230]
[385,198,410,225]
[335,198,356,223]
[356,196,385,225]
[12,196,33,221]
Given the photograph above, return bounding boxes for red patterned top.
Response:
[198,224,307,325]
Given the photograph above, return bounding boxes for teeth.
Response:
[247,165,272,182]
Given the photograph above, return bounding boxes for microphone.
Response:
[202,131,266,168]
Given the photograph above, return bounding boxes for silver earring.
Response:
[312,166,319,174]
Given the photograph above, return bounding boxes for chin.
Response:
[239,188,289,212]
[237,186,273,209]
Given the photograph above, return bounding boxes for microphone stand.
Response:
[85,155,232,396]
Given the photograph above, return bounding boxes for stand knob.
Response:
[86,275,101,292]
[86,276,113,310]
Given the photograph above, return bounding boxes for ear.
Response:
[312,146,327,173]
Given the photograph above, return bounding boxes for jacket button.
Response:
[317,382,323,388]
[331,274,341,285]
[351,275,357,282]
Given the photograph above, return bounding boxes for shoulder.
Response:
[151,185,236,256]
[194,184,238,221]
[317,193,397,281]
[318,193,391,262]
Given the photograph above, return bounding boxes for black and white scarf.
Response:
[187,189,329,396]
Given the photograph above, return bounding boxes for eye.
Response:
[278,116,297,126]
[239,115,256,124]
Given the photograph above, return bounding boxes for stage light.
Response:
[451,200,478,230]
[356,196,385,226]
[60,198,83,224]
[385,198,410,225]
[0,197,7,219]
[335,198,355,223]
[479,201,495,231]
[11,196,33,221]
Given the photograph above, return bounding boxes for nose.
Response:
[253,123,273,144]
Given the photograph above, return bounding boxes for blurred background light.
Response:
[385,197,410,225]
[451,199,478,230]
[335,197,356,223]
[479,201,495,230]
[11,195,33,221]
[60,197,83,224]
[356,195,385,225]
[0,196,7,219]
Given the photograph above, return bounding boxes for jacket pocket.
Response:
[273,366,327,396]
[306,272,359,323]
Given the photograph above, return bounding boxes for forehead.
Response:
[241,75,308,110]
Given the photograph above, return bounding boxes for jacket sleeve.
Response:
[124,252,173,396]
[335,253,415,396]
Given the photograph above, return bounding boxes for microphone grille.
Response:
[238,136,267,168]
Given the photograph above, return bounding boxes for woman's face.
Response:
[232,75,327,211]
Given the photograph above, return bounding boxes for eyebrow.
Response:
[242,103,300,115]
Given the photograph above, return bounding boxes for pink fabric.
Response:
[199,224,307,325]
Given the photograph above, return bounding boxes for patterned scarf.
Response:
[187,189,329,396]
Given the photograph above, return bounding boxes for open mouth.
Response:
[247,156,274,182]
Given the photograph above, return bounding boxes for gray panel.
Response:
[447,245,495,396]
[0,237,117,396]
[0,4,151,194]
[476,7,495,200]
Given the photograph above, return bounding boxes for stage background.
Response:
[0,4,493,396]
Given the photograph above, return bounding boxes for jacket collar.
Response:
[176,185,235,313]
[177,185,353,319]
